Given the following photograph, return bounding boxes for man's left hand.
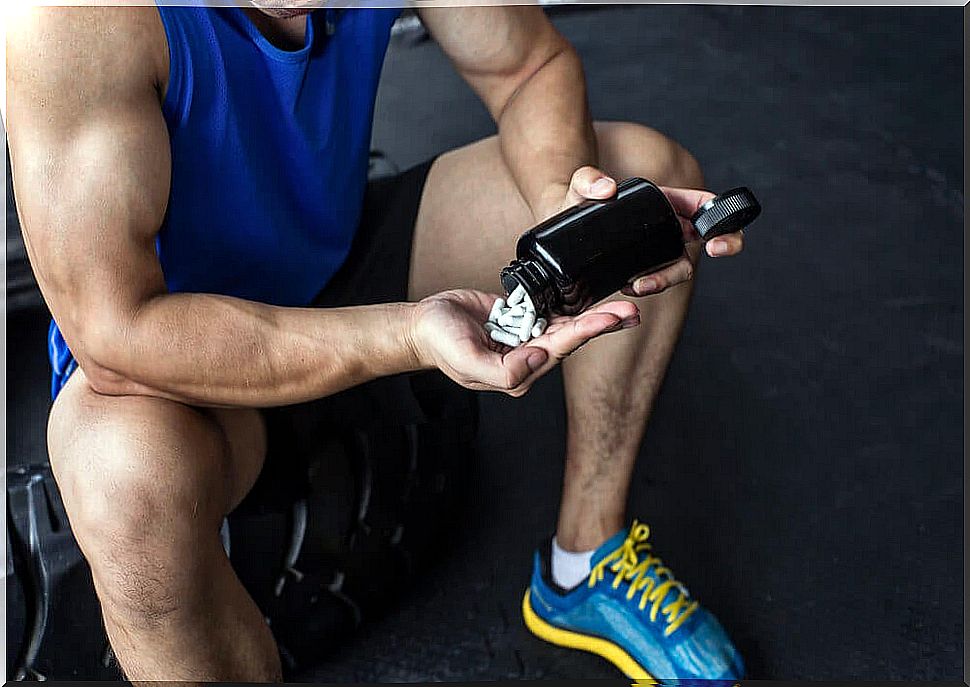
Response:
[547,166,746,298]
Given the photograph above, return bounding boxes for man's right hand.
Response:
[410,289,640,397]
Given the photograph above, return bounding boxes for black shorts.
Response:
[253,159,437,504]
[311,158,433,309]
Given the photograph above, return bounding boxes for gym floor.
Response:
[5,5,962,682]
[306,6,964,681]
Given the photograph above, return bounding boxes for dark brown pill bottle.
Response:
[500,178,760,317]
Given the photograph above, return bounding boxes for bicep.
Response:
[6,8,171,368]
[417,6,568,119]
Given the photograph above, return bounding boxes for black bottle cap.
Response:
[691,187,761,239]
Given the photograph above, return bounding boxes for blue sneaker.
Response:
[522,520,744,681]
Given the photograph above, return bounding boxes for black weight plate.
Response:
[6,524,28,678]
[6,466,117,680]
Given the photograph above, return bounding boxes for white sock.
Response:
[551,536,596,590]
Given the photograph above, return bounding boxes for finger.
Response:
[705,229,745,257]
[469,344,546,392]
[544,299,640,333]
[659,185,715,219]
[664,187,715,241]
[510,304,640,392]
[565,166,616,207]
[627,256,694,296]
[584,299,639,322]
[546,300,637,325]
[541,311,624,358]
[685,238,704,264]
[677,214,701,242]
[482,344,547,398]
[497,345,549,392]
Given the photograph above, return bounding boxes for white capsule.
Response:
[531,318,547,338]
[488,298,506,322]
[507,304,526,317]
[507,284,526,306]
[489,327,521,347]
[484,322,501,333]
[518,311,536,342]
[522,293,535,313]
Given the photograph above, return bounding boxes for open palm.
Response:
[413,289,640,396]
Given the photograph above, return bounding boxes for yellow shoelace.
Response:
[588,520,699,637]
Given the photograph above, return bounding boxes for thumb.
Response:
[501,345,549,389]
[566,166,616,207]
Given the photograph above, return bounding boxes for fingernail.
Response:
[709,239,727,256]
[526,349,547,372]
[638,277,657,293]
[591,177,614,195]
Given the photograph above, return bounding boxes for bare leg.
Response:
[47,369,280,681]
[557,124,704,550]
[409,121,704,552]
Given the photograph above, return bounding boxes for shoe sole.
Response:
[521,589,658,682]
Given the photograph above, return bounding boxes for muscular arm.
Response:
[418,7,597,221]
[6,8,423,408]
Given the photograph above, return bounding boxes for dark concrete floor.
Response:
[304,5,964,681]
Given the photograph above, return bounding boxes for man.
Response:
[6,3,746,681]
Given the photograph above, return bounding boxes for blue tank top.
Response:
[47,6,401,399]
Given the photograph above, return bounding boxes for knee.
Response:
[48,376,228,618]
[596,121,705,189]
[666,141,704,188]
[50,399,224,532]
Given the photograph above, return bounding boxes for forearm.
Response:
[86,293,426,407]
[497,45,598,221]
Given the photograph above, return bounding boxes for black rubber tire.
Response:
[228,370,478,676]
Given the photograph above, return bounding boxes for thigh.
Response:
[407,135,530,299]
[48,368,266,522]
[408,121,702,299]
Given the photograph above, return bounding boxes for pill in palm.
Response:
[484,286,548,347]
[523,292,536,312]
[488,297,505,322]
[518,311,536,342]
[489,327,521,347]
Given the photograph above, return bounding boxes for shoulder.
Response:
[6,6,169,116]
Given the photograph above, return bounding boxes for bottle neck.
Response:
[500,259,558,317]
